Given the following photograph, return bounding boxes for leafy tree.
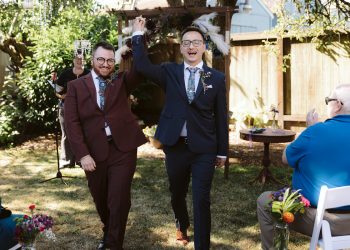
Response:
[0,1,119,145]
[263,0,350,64]
[0,0,90,72]
[292,0,350,25]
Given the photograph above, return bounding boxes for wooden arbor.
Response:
[112,6,234,178]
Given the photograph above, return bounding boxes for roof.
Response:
[260,0,279,13]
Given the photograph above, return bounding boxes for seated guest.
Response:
[0,200,21,250]
[257,84,350,250]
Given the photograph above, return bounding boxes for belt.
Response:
[327,209,350,214]
[178,136,188,144]
[106,135,113,142]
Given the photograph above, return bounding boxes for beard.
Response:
[93,64,114,80]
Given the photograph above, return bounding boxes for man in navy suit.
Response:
[132,17,228,249]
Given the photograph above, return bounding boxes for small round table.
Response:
[239,128,296,184]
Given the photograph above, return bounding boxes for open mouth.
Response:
[188,51,197,56]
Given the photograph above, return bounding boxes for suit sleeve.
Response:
[215,75,228,156]
[123,63,144,95]
[64,80,90,161]
[132,35,165,89]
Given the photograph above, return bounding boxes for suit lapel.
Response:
[104,74,123,111]
[194,64,210,100]
[175,63,188,102]
[83,73,99,110]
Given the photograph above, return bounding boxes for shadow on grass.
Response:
[0,142,310,249]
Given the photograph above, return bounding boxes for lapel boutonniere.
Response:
[105,72,119,85]
[199,70,212,94]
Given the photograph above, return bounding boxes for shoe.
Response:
[97,240,106,250]
[97,232,107,250]
[176,229,189,246]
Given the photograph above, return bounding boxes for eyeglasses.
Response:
[95,57,115,66]
[181,40,203,47]
[325,96,343,105]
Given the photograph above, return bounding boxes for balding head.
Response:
[327,84,350,117]
[334,84,350,112]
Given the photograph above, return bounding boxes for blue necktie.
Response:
[97,77,107,110]
[187,67,199,103]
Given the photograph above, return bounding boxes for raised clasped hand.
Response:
[133,16,146,32]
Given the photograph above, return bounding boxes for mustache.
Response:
[99,65,111,69]
[98,72,118,84]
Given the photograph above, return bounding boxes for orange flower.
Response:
[29,204,36,211]
[282,212,294,223]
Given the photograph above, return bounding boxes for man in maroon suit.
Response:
[64,41,147,250]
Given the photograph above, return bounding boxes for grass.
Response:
[0,136,310,249]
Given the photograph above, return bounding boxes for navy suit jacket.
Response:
[132,35,228,156]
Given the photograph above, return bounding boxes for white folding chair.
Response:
[309,185,350,250]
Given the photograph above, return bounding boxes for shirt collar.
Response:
[91,69,99,80]
[184,61,203,70]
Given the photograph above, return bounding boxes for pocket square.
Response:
[207,85,213,88]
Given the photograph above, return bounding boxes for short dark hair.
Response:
[92,41,115,56]
[181,26,205,41]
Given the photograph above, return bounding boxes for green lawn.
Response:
[0,136,310,249]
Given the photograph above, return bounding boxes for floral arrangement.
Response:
[269,187,310,250]
[199,70,212,94]
[270,104,279,129]
[270,187,310,223]
[14,204,55,246]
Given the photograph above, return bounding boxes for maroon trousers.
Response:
[85,141,137,250]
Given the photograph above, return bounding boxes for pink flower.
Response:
[301,196,310,207]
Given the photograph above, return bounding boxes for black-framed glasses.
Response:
[181,40,203,47]
[325,96,343,105]
[95,57,115,66]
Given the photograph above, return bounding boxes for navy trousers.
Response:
[164,140,216,250]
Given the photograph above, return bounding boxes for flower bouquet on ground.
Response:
[14,204,55,249]
[269,187,310,250]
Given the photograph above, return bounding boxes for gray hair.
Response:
[333,84,350,113]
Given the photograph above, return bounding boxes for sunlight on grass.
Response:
[0,141,310,249]
[133,171,142,179]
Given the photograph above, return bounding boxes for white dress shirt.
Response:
[180,61,203,136]
[92,70,112,136]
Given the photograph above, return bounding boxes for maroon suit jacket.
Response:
[64,67,147,162]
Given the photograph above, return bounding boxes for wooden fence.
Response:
[230,32,350,130]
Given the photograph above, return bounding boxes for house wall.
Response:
[232,0,277,33]
[232,12,275,33]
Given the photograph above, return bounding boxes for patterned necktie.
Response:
[97,77,107,110]
[186,67,199,103]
